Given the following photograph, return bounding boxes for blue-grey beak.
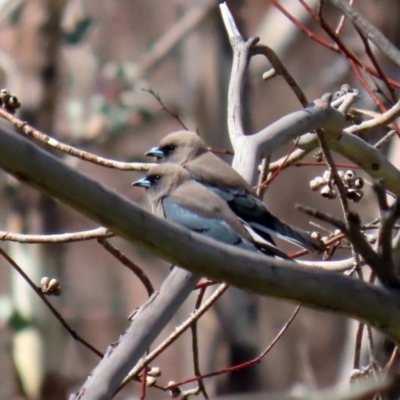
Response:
[145,146,165,158]
[132,177,152,188]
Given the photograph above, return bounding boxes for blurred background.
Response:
[0,0,399,399]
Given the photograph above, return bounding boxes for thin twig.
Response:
[116,283,229,393]
[335,0,353,34]
[313,94,359,269]
[374,130,396,149]
[353,323,364,370]
[296,161,358,169]
[347,101,400,136]
[346,59,400,137]
[268,148,312,172]
[264,137,301,185]
[329,0,400,67]
[168,305,301,389]
[256,156,270,197]
[253,45,308,107]
[191,287,209,399]
[346,212,400,289]
[0,227,112,243]
[142,88,189,131]
[366,273,377,361]
[296,205,347,232]
[0,246,103,357]
[206,147,234,156]
[98,238,154,297]
[383,347,399,374]
[273,0,400,89]
[0,108,154,171]
[354,26,396,103]
[139,366,147,400]
[373,179,389,212]
[374,182,400,274]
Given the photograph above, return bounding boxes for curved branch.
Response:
[348,99,400,135]
[1,128,400,399]
[298,257,355,271]
[296,130,400,197]
[233,97,347,184]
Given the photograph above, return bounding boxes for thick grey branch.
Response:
[221,3,348,184]
[1,130,400,343]
[226,36,259,145]
[297,130,400,197]
[74,268,200,400]
[231,97,347,185]
[254,98,347,157]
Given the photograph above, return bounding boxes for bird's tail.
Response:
[242,222,292,260]
[249,218,323,253]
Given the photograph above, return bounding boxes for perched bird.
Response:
[145,131,321,253]
[132,163,290,259]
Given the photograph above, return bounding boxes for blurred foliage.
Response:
[8,309,32,332]
[63,17,93,46]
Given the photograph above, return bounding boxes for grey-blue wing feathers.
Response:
[161,197,290,259]
[162,197,257,252]
[204,185,317,253]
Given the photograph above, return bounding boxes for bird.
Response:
[132,163,290,259]
[145,131,321,253]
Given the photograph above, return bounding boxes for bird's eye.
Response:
[151,175,161,183]
[165,145,175,152]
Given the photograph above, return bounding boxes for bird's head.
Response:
[132,163,191,200]
[145,131,207,165]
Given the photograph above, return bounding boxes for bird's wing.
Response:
[162,196,291,259]
[161,196,256,252]
[203,185,320,253]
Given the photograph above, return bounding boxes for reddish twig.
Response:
[206,147,234,156]
[272,0,400,89]
[354,26,396,103]
[140,368,147,400]
[350,61,400,136]
[295,161,359,169]
[195,280,218,290]
[115,284,229,393]
[168,305,301,389]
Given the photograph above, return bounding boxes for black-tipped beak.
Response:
[132,177,151,188]
[145,146,165,159]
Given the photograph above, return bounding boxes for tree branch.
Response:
[328,0,400,67]
[1,128,400,399]
[0,108,154,171]
[0,227,112,243]
[296,129,400,197]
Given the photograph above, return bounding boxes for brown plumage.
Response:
[146,131,253,192]
[132,163,289,258]
[145,131,321,253]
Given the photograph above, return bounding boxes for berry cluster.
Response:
[310,170,364,202]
